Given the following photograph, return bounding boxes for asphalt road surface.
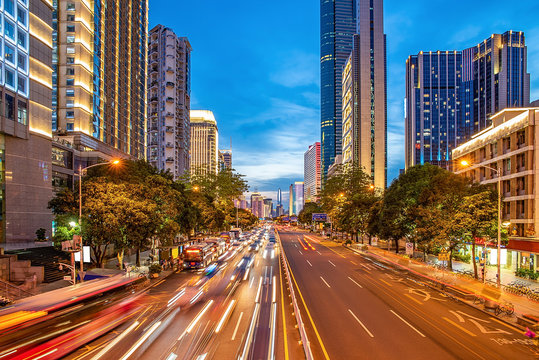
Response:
[277,227,538,360]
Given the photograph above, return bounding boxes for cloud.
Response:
[449,25,483,47]
[269,51,319,88]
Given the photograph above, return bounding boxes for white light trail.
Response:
[120,321,162,360]
[215,300,236,333]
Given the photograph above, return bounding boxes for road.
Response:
[277,227,537,360]
[61,231,303,360]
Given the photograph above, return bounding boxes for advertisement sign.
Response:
[74,246,91,263]
[290,216,298,222]
[312,213,328,222]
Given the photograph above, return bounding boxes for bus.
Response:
[230,228,242,240]
[205,238,227,256]
[182,243,215,269]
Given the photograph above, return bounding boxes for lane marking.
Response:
[380,279,393,287]
[230,311,243,341]
[294,244,298,248]
[299,250,303,255]
[390,310,426,337]
[348,309,374,337]
[350,261,358,265]
[91,321,139,359]
[490,317,518,333]
[348,276,362,288]
[320,276,331,288]
[215,300,236,333]
[231,312,244,341]
[328,260,336,267]
[278,255,290,360]
[404,294,423,305]
[277,230,330,360]
[122,321,162,360]
[306,260,313,267]
[316,251,322,255]
[442,317,477,337]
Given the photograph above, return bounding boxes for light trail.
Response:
[120,321,162,360]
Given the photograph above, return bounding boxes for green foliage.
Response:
[35,228,47,242]
[452,253,471,263]
[149,263,162,274]
[298,202,323,224]
[515,268,539,280]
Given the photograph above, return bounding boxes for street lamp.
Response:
[77,159,121,281]
[460,159,502,287]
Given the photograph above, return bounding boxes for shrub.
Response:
[452,253,471,263]
[149,263,162,274]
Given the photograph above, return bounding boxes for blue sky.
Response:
[150,0,539,206]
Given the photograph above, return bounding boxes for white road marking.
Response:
[294,244,298,248]
[231,312,244,340]
[306,260,313,267]
[390,310,426,337]
[348,309,374,337]
[299,250,303,255]
[348,277,362,288]
[320,276,331,288]
[317,251,322,255]
[328,260,336,267]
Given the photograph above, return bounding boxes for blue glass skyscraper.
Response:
[320,0,356,179]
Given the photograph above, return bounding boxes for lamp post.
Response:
[78,159,121,281]
[460,160,502,287]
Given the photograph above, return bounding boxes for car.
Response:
[249,243,259,252]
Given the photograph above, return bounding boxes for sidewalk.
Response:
[349,243,539,323]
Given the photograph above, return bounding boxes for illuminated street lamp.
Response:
[460,159,502,287]
[77,159,121,281]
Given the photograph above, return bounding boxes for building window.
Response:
[17,7,27,26]
[17,29,26,48]
[517,130,526,148]
[4,44,15,64]
[17,100,27,124]
[66,111,74,118]
[67,57,75,64]
[5,0,15,16]
[66,99,74,107]
[66,78,74,86]
[66,3,76,11]
[66,25,75,32]
[66,67,75,75]
[66,46,75,54]
[67,14,75,21]
[66,89,74,97]
[5,68,15,87]
[4,20,15,41]
[5,94,15,120]
[66,123,74,131]
[67,35,75,43]
[17,53,26,71]
[17,75,26,93]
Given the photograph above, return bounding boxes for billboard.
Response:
[312,213,328,222]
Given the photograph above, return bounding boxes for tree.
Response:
[298,202,323,224]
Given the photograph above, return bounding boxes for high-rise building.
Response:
[320,0,356,179]
[52,0,148,161]
[405,31,531,170]
[234,195,247,209]
[294,181,305,215]
[218,149,232,170]
[462,31,530,138]
[350,0,387,189]
[190,110,218,176]
[147,25,191,179]
[263,198,273,219]
[275,204,284,217]
[405,51,463,169]
[289,183,294,215]
[277,188,282,206]
[304,142,321,202]
[1,0,54,249]
[250,192,264,218]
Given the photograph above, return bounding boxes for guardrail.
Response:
[277,231,314,360]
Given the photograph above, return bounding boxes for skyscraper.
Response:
[320,0,356,179]
[147,25,191,179]
[354,0,387,189]
[304,142,321,202]
[1,0,54,248]
[52,0,148,161]
[190,110,218,176]
[277,188,282,206]
[294,181,305,215]
[462,31,530,137]
[250,192,264,218]
[405,31,531,170]
[405,51,463,169]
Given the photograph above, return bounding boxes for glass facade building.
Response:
[320,0,356,179]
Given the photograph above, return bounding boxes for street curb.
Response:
[340,244,528,332]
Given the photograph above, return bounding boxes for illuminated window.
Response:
[67,14,75,21]
[17,101,27,124]
[66,111,74,118]
[17,75,26,93]
[66,46,75,54]
[66,78,74,86]
[66,123,74,131]
[67,35,75,43]
[67,3,75,11]
[66,67,75,75]
[66,89,74,97]
[66,25,75,32]
[4,44,15,64]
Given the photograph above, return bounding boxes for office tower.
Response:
[263,198,273,218]
[147,25,191,179]
[52,0,148,161]
[294,181,305,215]
[277,188,282,206]
[304,142,321,202]
[190,110,218,176]
[218,149,232,170]
[0,0,53,249]
[405,31,530,170]
[234,195,247,209]
[462,31,530,137]
[250,192,264,218]
[320,0,356,179]
[405,51,463,169]
[289,183,294,215]
[275,204,284,217]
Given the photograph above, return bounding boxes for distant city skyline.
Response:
[149,0,539,194]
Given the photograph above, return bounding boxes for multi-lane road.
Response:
[277,227,537,360]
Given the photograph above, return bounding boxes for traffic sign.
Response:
[438,252,450,261]
[405,242,414,256]
[312,213,328,222]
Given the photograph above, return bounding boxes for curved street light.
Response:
[460,160,502,287]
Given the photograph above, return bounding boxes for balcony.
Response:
[166,142,174,148]
[150,96,158,103]
[166,82,175,88]
[166,157,174,163]
[166,97,174,103]
[166,67,174,73]
[165,126,174,133]
[150,80,158,88]
[165,112,174,117]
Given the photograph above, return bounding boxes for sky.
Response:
[150,0,539,207]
